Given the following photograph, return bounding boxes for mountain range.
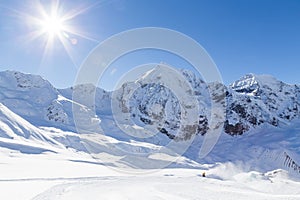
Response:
[0,68,299,174]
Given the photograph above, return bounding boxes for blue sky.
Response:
[0,0,299,90]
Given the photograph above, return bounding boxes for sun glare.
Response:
[22,0,99,66]
[41,15,64,36]
[34,5,68,41]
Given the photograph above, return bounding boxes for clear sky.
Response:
[0,0,299,90]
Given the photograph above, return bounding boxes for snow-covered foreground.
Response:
[1,151,300,200]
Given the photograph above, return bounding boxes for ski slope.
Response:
[0,152,300,200]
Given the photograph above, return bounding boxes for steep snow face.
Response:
[0,103,43,140]
[225,74,300,135]
[0,103,62,153]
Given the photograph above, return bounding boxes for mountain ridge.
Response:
[0,69,299,137]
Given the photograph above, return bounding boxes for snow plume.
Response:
[207,161,251,180]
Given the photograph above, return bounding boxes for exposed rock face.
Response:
[117,70,300,137]
[113,67,211,141]
[225,73,300,135]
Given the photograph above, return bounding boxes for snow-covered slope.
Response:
[1,152,299,200]
[0,103,62,153]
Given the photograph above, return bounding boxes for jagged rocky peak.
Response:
[225,73,300,135]
[230,73,260,95]
[230,73,284,96]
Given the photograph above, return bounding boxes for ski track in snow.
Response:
[3,173,300,200]
[0,153,300,200]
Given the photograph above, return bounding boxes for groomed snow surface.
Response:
[1,149,300,200]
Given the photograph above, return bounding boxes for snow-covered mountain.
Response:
[0,68,299,174]
[0,70,72,129]
[225,73,300,135]
[0,71,112,132]
[112,66,212,141]
[1,69,299,138]
[114,68,300,137]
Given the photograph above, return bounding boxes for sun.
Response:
[21,0,99,66]
[33,2,69,41]
[40,14,65,37]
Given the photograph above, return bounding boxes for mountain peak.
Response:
[138,64,175,83]
[230,73,281,95]
[0,70,54,91]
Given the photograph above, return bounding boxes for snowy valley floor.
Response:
[1,151,300,200]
